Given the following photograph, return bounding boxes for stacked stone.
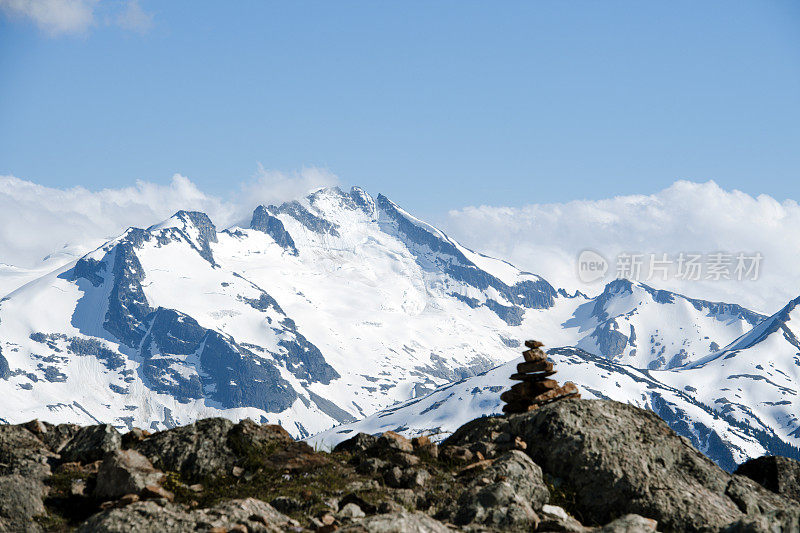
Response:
[500,340,580,414]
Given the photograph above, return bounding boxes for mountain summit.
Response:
[0,187,795,468]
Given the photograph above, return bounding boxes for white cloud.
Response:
[0,0,96,36]
[238,164,339,213]
[0,0,154,36]
[443,181,800,314]
[0,167,336,269]
[115,0,151,33]
[0,173,794,314]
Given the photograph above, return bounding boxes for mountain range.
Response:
[0,186,797,469]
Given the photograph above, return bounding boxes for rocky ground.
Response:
[1,399,799,532]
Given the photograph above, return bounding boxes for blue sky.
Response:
[1,1,799,218]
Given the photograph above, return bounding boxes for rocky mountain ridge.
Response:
[1,397,798,532]
[0,186,797,467]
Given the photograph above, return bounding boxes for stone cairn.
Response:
[500,340,580,414]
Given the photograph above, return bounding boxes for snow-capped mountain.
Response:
[664,296,800,448]
[0,185,795,467]
[0,187,569,437]
[567,278,764,369]
[309,343,800,471]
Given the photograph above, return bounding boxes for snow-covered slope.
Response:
[566,279,764,369]
[309,346,800,471]
[664,296,800,448]
[0,263,41,297]
[0,188,574,436]
[0,185,794,468]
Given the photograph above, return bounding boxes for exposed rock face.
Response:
[445,399,800,532]
[337,511,451,532]
[77,498,295,533]
[0,475,46,531]
[735,455,800,503]
[2,396,799,531]
[135,417,322,479]
[94,450,165,499]
[447,450,548,529]
[60,424,122,464]
[250,205,300,256]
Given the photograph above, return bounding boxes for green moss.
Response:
[164,455,395,522]
[544,475,586,525]
[33,512,70,532]
[40,470,101,531]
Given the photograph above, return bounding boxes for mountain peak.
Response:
[249,206,299,255]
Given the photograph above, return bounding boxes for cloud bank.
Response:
[0,0,153,36]
[0,173,794,313]
[443,181,800,314]
[0,167,338,269]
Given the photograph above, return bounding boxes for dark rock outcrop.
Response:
[60,424,122,464]
[94,449,164,499]
[77,497,295,533]
[445,399,800,532]
[250,205,300,255]
[735,455,800,503]
[0,395,798,531]
[0,347,10,380]
[446,450,548,529]
[0,475,47,531]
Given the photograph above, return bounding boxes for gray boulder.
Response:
[735,455,800,503]
[60,424,121,464]
[23,420,80,454]
[135,418,235,478]
[135,417,316,480]
[334,432,379,454]
[0,475,46,532]
[720,507,800,533]
[449,450,548,529]
[445,399,798,532]
[94,449,165,499]
[0,425,55,480]
[78,497,295,532]
[597,514,658,532]
[339,511,450,532]
[538,504,588,532]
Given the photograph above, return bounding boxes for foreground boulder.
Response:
[720,507,800,533]
[0,425,56,480]
[445,398,799,531]
[94,449,165,499]
[1,397,798,531]
[60,424,122,464]
[134,418,235,478]
[135,417,323,479]
[735,455,800,503]
[0,475,47,531]
[77,497,295,532]
[445,450,549,529]
[338,511,450,532]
